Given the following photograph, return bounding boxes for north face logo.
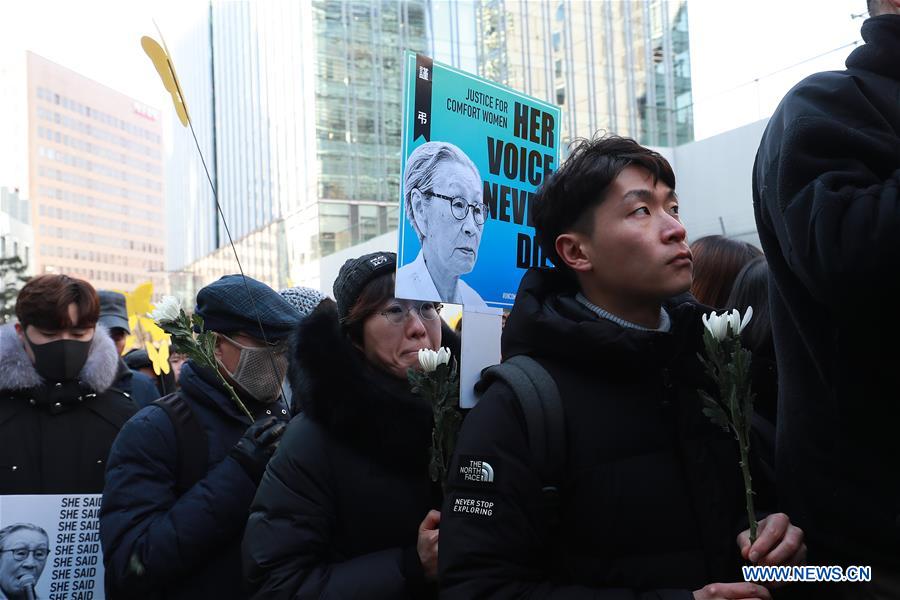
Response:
[369,255,389,266]
[459,459,494,483]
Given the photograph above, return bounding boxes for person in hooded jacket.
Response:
[0,274,137,495]
[439,136,806,600]
[99,275,298,600]
[243,251,443,600]
[752,3,900,595]
[122,348,178,397]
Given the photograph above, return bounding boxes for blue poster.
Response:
[395,52,562,311]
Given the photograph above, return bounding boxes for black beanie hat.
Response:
[333,251,396,322]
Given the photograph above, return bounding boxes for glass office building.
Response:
[166,0,427,293]
[166,0,692,294]
[436,0,693,148]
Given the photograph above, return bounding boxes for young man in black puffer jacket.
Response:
[440,136,806,600]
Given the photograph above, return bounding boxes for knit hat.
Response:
[333,251,396,322]
[278,286,326,319]
[123,349,152,370]
[195,274,300,341]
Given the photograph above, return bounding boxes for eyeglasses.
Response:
[422,191,489,225]
[1,547,50,561]
[379,302,442,325]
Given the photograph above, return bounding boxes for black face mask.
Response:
[25,333,92,383]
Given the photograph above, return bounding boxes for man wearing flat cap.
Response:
[99,275,298,600]
[98,290,161,407]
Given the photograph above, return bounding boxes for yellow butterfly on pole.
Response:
[140,23,287,415]
[141,27,190,127]
[145,340,172,376]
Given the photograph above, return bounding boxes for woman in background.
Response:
[689,235,762,308]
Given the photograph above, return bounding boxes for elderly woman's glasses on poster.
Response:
[1,547,50,561]
[380,302,442,325]
[423,191,489,225]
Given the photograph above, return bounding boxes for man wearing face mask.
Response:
[99,274,298,600]
[0,274,138,495]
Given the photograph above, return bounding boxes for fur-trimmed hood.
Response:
[288,299,433,463]
[0,323,120,393]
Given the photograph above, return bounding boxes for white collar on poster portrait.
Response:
[396,250,489,309]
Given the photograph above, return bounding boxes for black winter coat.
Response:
[440,268,769,599]
[243,300,441,600]
[110,359,161,408]
[0,323,137,494]
[753,14,900,569]
[100,361,290,600]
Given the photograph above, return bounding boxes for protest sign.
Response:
[396,52,562,312]
[0,494,104,600]
[459,309,502,408]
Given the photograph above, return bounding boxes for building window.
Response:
[555,59,563,79]
[556,3,565,20]
[552,32,561,53]
[556,87,565,105]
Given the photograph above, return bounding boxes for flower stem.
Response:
[220,377,254,421]
[737,429,758,546]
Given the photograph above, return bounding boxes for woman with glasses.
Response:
[0,524,49,600]
[397,141,489,309]
[244,252,444,600]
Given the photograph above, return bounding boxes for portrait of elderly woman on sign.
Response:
[0,523,49,600]
[397,141,489,309]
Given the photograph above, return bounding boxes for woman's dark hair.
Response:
[725,256,772,355]
[15,274,99,330]
[531,134,676,271]
[689,235,762,308]
[342,272,395,346]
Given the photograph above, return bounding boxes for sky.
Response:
[0,0,187,110]
[688,0,864,139]
[0,0,868,144]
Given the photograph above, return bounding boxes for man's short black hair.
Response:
[531,134,676,271]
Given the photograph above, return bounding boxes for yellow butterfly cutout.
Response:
[141,32,190,127]
[122,334,139,355]
[145,340,171,376]
[139,316,169,343]
[121,282,155,319]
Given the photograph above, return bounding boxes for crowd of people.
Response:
[0,4,897,600]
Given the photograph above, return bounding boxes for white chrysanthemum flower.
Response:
[702,307,752,341]
[149,295,182,324]
[418,347,452,373]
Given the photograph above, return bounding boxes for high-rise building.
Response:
[441,0,693,148]
[166,0,692,296]
[0,52,34,275]
[166,0,427,295]
[24,52,167,291]
[0,187,33,271]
